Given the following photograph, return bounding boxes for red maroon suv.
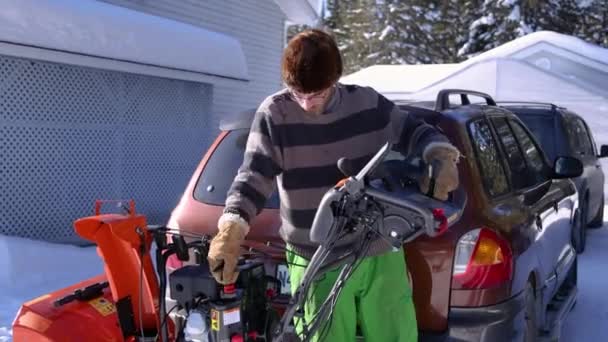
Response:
[168,90,582,341]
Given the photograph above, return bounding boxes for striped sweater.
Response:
[224,83,450,259]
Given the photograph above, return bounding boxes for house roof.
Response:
[463,30,608,67]
[340,31,608,96]
[0,0,249,81]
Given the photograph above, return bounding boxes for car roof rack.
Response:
[434,89,496,111]
[395,100,436,110]
[495,101,560,111]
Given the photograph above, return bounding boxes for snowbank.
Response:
[0,235,102,292]
[0,235,103,339]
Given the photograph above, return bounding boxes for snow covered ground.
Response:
[1,209,607,341]
[0,236,103,341]
[561,209,608,341]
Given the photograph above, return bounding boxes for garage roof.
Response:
[0,0,249,81]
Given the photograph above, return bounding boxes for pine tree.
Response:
[367,0,406,65]
[522,0,582,34]
[370,0,475,65]
[459,0,526,58]
[329,0,381,74]
[431,0,482,63]
[577,0,608,47]
[400,0,442,64]
[286,0,607,70]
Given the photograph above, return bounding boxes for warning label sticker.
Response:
[88,297,116,316]
[224,308,240,326]
[211,309,220,331]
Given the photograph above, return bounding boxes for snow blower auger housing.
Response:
[12,200,174,341]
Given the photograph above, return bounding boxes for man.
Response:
[207,29,460,341]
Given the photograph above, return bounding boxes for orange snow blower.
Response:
[12,200,177,341]
[12,200,282,342]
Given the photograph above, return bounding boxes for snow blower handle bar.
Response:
[275,143,466,341]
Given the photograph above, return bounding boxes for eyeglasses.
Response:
[288,86,333,102]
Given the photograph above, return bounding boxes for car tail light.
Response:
[452,228,513,289]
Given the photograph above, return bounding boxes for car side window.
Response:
[576,118,595,156]
[491,118,527,188]
[469,119,509,197]
[510,120,549,185]
[564,115,594,157]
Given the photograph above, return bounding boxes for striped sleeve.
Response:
[381,94,450,156]
[224,109,283,223]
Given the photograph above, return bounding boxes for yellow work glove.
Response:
[419,142,461,201]
[207,213,249,285]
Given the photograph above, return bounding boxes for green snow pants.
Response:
[286,246,418,342]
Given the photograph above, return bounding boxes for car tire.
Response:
[524,282,538,342]
[572,201,587,254]
[588,193,604,228]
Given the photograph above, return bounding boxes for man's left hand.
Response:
[419,143,461,201]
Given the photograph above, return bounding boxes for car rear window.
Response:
[512,114,557,161]
[469,119,509,197]
[193,129,280,209]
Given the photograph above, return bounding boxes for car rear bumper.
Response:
[420,290,526,342]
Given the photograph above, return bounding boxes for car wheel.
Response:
[524,282,538,342]
[572,201,587,254]
[588,193,604,228]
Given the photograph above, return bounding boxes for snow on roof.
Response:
[0,0,249,81]
[389,58,606,103]
[464,30,608,67]
[340,64,459,94]
[341,31,608,96]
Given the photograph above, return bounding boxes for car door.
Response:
[491,117,569,301]
[562,114,601,220]
[509,119,575,295]
[577,117,604,219]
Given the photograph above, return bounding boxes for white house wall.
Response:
[98,0,286,138]
[0,1,287,243]
[0,54,216,243]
